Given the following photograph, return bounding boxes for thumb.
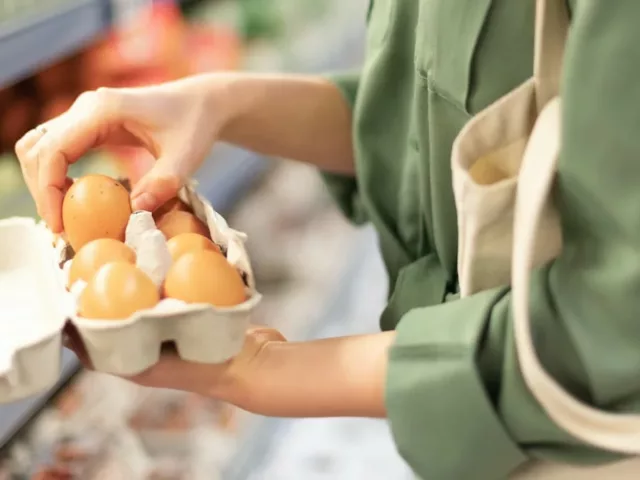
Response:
[130,159,184,212]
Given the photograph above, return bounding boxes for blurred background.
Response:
[0,0,414,478]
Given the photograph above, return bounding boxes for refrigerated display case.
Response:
[0,0,109,89]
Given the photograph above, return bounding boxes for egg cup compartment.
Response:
[0,181,261,403]
[70,301,258,376]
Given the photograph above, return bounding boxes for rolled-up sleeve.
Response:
[320,72,367,224]
[386,1,640,478]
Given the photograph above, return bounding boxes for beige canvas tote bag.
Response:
[452,0,565,297]
[452,0,640,477]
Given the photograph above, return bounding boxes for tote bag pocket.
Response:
[452,78,562,297]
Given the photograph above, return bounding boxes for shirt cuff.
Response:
[386,288,528,479]
[320,72,367,224]
[326,71,360,108]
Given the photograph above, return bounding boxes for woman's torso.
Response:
[352,0,551,328]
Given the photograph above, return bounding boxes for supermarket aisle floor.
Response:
[244,227,414,480]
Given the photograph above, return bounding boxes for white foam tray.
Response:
[0,182,261,404]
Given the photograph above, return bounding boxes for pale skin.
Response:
[15,73,395,418]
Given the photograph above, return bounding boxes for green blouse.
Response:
[323,0,640,478]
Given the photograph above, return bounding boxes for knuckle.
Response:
[15,135,28,157]
[74,90,97,107]
[33,138,51,165]
[14,140,26,158]
[94,87,122,117]
[15,129,38,158]
[73,89,114,119]
[21,147,40,170]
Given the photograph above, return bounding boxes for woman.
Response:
[16,1,640,478]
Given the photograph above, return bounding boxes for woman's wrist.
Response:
[199,73,355,173]
[216,330,396,418]
[174,73,250,141]
[204,326,287,408]
[205,73,255,129]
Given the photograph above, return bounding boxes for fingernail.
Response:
[131,192,157,212]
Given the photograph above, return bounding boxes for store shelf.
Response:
[0,349,79,450]
[0,0,110,89]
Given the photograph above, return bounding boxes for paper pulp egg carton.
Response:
[0,181,261,404]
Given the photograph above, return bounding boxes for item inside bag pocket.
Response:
[468,137,528,185]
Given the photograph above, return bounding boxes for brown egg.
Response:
[163,250,246,307]
[62,175,132,252]
[156,210,209,240]
[78,262,160,320]
[166,233,221,262]
[68,238,136,288]
[152,197,190,222]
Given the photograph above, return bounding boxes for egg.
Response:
[62,175,132,252]
[163,250,246,307]
[156,210,209,240]
[152,197,190,222]
[78,262,160,320]
[166,233,221,262]
[68,238,136,288]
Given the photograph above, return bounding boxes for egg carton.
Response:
[0,181,261,404]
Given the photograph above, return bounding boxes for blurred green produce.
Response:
[238,0,283,40]
[183,0,332,43]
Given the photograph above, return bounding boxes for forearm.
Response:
[237,331,395,418]
[217,74,355,174]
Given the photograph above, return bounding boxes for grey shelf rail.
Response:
[0,349,78,451]
[0,0,110,89]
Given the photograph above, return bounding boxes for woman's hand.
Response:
[14,74,355,234]
[64,323,287,406]
[14,75,238,232]
[65,323,393,418]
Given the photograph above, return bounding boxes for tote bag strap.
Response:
[512,0,640,455]
[534,0,569,110]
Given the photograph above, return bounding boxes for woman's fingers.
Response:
[16,83,213,228]
[15,125,45,158]
[15,123,54,215]
[19,90,119,231]
[33,94,103,231]
[130,161,183,211]
[130,136,209,211]
[37,143,72,232]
